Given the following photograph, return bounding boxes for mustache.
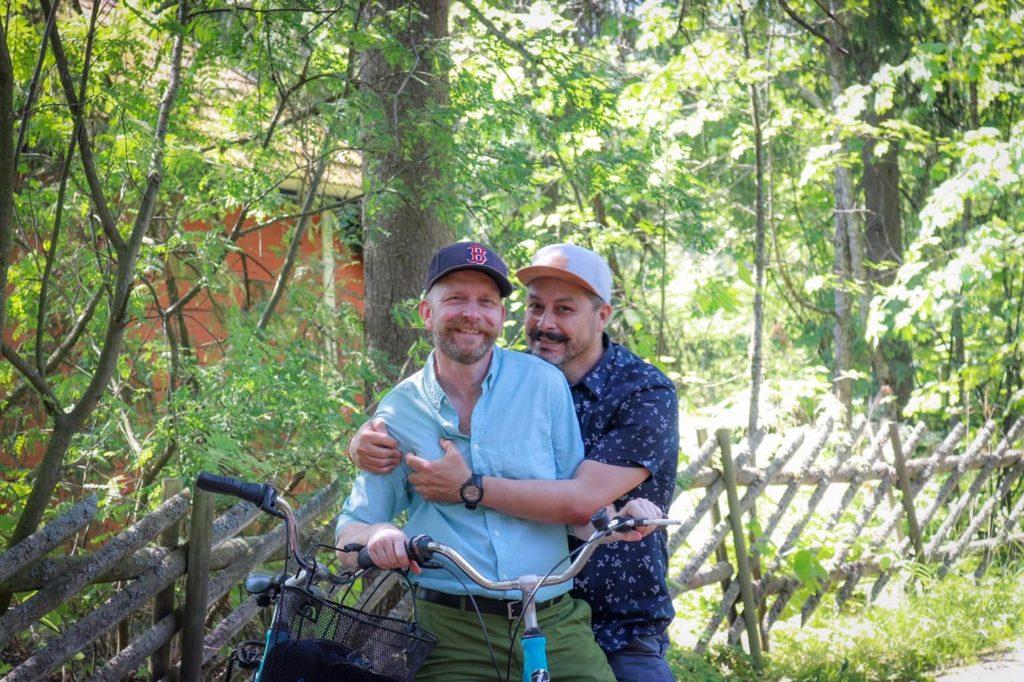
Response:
[529,329,569,344]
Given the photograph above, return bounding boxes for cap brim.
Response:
[426,264,514,298]
[516,265,601,299]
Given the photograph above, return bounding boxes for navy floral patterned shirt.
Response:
[568,335,679,653]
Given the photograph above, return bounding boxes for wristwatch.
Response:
[459,473,484,510]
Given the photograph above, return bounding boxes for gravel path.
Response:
[935,642,1024,681]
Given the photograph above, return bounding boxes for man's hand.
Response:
[366,526,420,574]
[572,498,666,543]
[407,439,471,503]
[348,419,402,474]
[618,497,664,539]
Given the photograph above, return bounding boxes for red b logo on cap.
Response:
[466,245,488,265]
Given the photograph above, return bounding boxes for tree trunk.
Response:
[741,9,770,648]
[951,81,978,425]
[361,1,453,376]
[0,24,15,339]
[743,15,767,452]
[828,41,855,425]
[862,127,913,415]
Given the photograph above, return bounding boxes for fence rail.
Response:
[0,411,1022,678]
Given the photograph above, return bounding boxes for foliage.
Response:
[670,571,1024,681]
[668,642,761,681]
[4,0,1021,500]
[770,571,1024,681]
[2,0,1024,673]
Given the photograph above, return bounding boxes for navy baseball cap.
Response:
[423,242,514,298]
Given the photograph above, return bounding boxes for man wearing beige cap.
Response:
[349,243,679,680]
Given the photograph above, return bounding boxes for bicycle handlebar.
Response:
[197,471,681,599]
[355,516,680,592]
[195,472,308,575]
[196,472,278,512]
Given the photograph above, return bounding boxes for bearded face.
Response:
[421,270,505,366]
[432,314,498,364]
[524,278,609,379]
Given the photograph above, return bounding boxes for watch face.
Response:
[462,483,483,504]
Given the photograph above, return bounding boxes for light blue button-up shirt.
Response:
[336,346,584,601]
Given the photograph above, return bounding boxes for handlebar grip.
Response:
[352,535,435,570]
[356,547,377,570]
[196,472,275,509]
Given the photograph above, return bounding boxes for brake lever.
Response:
[611,515,638,533]
[328,570,357,585]
[415,558,444,570]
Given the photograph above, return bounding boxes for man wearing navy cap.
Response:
[349,243,680,681]
[335,243,624,681]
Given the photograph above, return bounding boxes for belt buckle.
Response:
[507,600,522,620]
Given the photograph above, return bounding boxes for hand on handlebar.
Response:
[367,526,421,574]
[576,499,668,544]
[617,498,665,539]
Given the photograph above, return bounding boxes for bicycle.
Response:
[352,509,680,682]
[195,472,437,682]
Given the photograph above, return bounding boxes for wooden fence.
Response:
[0,412,1021,678]
[670,413,1024,669]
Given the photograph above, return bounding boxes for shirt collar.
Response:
[422,346,503,409]
[575,333,614,399]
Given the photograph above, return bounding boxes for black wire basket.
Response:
[255,584,437,682]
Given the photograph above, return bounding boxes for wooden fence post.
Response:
[888,423,925,559]
[152,478,183,681]
[716,429,763,671]
[699,428,737,627]
[180,486,213,681]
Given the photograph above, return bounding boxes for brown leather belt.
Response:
[415,587,566,619]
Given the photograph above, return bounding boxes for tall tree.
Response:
[741,7,768,449]
[826,2,858,423]
[2,0,188,558]
[361,1,454,375]
[0,22,13,342]
[853,2,917,415]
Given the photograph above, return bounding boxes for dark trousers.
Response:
[605,632,675,682]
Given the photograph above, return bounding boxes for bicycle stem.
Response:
[518,576,541,631]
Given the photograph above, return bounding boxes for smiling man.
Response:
[516,244,680,680]
[349,244,680,681]
[335,242,619,681]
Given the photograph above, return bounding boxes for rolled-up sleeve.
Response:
[335,399,412,536]
[336,465,410,529]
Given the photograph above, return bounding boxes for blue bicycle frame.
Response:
[521,630,550,682]
[518,575,551,682]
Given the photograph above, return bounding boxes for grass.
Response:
[668,569,1024,681]
[668,642,761,680]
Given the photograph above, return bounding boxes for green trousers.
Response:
[414,594,616,681]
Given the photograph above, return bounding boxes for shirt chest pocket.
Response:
[494,438,558,480]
